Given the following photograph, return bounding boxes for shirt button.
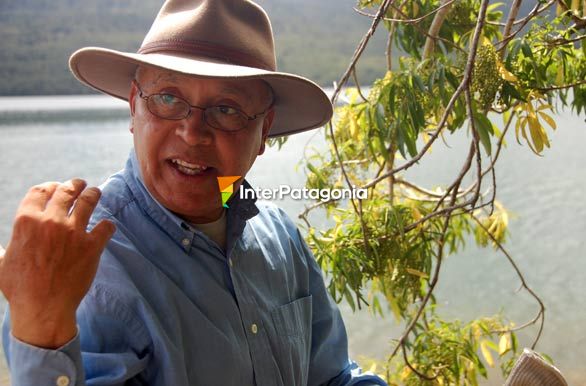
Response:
[251,323,258,334]
[181,238,190,246]
[56,375,70,386]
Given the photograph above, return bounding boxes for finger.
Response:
[44,178,87,219]
[89,219,116,249]
[71,187,101,229]
[17,182,60,214]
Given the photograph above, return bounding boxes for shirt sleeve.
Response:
[288,221,387,386]
[2,283,152,386]
[2,319,83,386]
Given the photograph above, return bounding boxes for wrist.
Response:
[10,308,77,349]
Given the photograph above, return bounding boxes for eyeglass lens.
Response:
[146,94,249,131]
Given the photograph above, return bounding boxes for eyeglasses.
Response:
[133,80,272,132]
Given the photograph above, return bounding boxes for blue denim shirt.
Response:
[2,149,387,386]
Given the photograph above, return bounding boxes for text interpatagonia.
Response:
[239,185,368,202]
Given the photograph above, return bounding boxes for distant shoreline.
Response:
[0,88,344,115]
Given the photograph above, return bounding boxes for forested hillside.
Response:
[0,0,536,95]
[0,0,389,95]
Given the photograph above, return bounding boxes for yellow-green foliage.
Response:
[300,0,585,384]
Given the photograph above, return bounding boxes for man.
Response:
[0,0,387,385]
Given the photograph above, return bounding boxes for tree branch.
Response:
[498,0,523,57]
[332,0,395,104]
[422,0,454,60]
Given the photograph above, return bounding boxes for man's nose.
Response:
[175,109,214,145]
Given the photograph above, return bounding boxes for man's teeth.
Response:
[171,159,208,175]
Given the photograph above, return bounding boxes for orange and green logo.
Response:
[217,176,241,208]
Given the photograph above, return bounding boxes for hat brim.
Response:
[69,47,333,137]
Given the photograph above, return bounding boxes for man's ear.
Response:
[128,81,138,134]
[258,109,275,156]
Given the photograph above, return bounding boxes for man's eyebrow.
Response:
[219,86,253,99]
[144,72,181,88]
[220,84,272,108]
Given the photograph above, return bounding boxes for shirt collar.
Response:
[123,148,259,255]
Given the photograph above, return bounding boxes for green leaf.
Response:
[411,74,425,92]
[487,2,504,12]
[473,112,494,155]
[438,66,447,100]
[395,118,408,158]
[445,70,460,90]
[502,82,526,102]
[521,41,534,60]
[405,126,418,157]
[387,85,396,115]
[344,288,356,312]
[506,39,522,68]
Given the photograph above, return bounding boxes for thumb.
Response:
[90,220,117,249]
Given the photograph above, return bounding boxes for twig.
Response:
[332,0,395,104]
[394,179,467,198]
[458,107,515,197]
[496,0,556,49]
[536,79,586,91]
[358,0,457,24]
[464,87,483,210]
[430,139,476,216]
[544,33,586,46]
[402,342,439,380]
[470,214,546,349]
[351,68,369,103]
[386,22,394,71]
[356,3,466,53]
[555,0,586,29]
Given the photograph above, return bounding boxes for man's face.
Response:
[128,67,275,223]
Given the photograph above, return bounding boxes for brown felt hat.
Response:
[69,0,333,137]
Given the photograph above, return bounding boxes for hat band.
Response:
[138,40,275,71]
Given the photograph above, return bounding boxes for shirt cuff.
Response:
[8,329,83,386]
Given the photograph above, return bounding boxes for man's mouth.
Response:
[170,158,211,176]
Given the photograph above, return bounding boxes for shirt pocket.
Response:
[270,295,313,386]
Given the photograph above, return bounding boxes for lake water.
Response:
[0,95,584,384]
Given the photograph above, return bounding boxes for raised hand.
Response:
[0,179,115,348]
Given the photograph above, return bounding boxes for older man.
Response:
[0,1,387,385]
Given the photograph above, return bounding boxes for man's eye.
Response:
[159,94,178,105]
[217,106,239,115]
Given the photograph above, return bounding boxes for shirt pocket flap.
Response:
[270,295,312,337]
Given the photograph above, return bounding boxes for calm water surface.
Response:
[0,95,584,384]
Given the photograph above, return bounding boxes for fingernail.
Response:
[87,187,101,196]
